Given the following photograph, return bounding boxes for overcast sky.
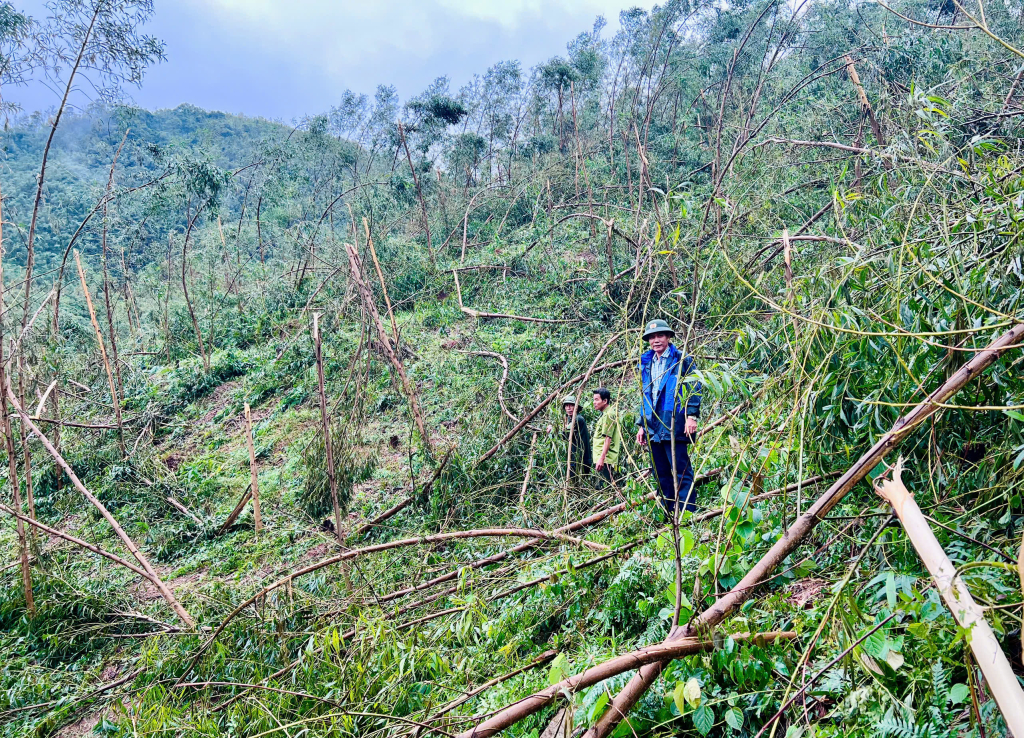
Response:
[10,0,655,123]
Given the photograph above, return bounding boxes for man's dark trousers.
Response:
[650,441,696,514]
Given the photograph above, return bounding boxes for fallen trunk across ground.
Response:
[875,462,1024,737]
[461,322,1024,738]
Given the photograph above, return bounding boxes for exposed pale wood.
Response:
[167,497,204,527]
[843,55,886,145]
[74,250,124,452]
[875,462,1024,737]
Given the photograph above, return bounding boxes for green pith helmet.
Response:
[562,395,578,408]
[642,318,676,340]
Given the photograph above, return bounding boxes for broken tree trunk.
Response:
[243,402,262,534]
[312,314,341,542]
[875,462,1024,737]
[74,250,124,453]
[575,322,1024,738]
[469,323,1024,738]
[218,486,253,534]
[350,447,454,538]
[345,242,433,454]
[843,54,886,146]
[456,633,797,738]
[6,388,195,629]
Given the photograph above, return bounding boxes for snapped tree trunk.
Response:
[875,462,1024,737]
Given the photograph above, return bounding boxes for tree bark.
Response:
[456,633,797,738]
[345,242,432,454]
[313,313,342,542]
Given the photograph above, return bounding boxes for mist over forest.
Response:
[2,1,1024,737]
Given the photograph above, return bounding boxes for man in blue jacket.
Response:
[636,319,702,515]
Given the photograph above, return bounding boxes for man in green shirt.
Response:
[591,387,623,487]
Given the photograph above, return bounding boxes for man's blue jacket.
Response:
[638,343,702,443]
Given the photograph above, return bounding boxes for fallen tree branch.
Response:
[576,322,1024,738]
[460,351,517,423]
[6,388,195,629]
[470,323,1024,738]
[176,527,610,685]
[453,270,572,324]
[457,632,797,738]
[214,471,833,715]
[412,651,558,736]
[347,242,433,453]
[874,461,1024,737]
[350,447,455,538]
[0,502,154,582]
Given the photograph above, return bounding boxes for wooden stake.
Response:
[244,402,262,533]
[875,462,1024,737]
[74,250,124,452]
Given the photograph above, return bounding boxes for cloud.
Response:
[10,0,656,120]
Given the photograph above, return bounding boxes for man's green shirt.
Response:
[592,406,623,468]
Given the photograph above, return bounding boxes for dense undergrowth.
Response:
[2,0,1024,736]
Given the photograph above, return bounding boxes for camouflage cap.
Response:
[642,318,676,340]
[561,395,578,407]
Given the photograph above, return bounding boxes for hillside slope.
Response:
[2,1,1024,737]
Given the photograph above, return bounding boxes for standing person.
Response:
[636,319,702,515]
[591,387,623,487]
[553,395,592,483]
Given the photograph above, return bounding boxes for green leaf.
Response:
[948,683,970,705]
[548,653,569,685]
[590,692,610,721]
[1004,410,1024,422]
[725,707,744,731]
[864,629,888,659]
[886,572,897,609]
[681,528,694,556]
[683,677,702,707]
[693,704,714,735]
